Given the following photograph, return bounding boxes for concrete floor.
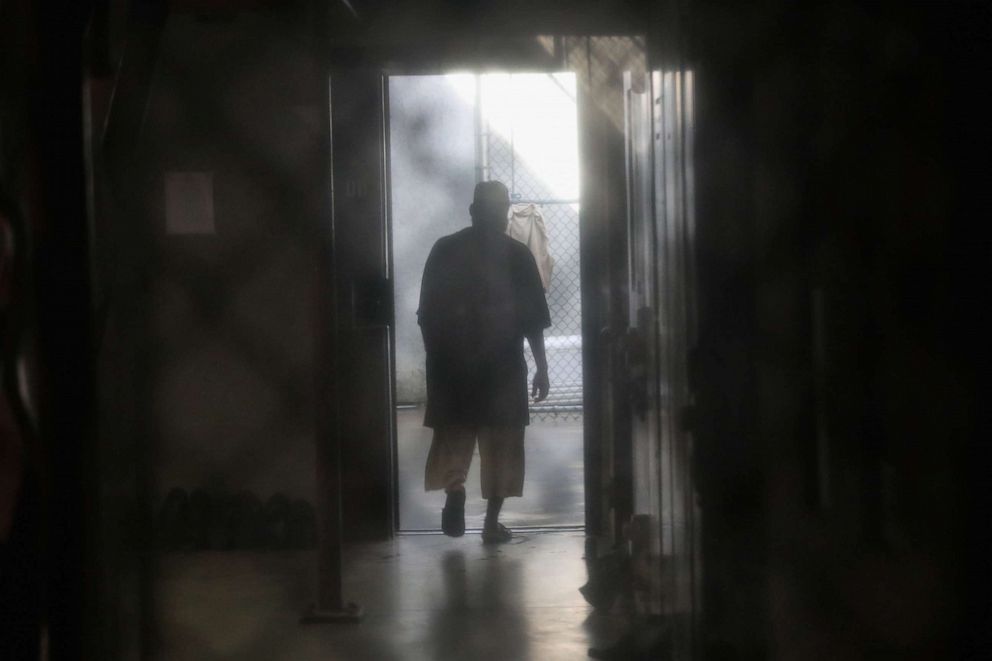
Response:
[396,407,585,531]
[153,531,626,660]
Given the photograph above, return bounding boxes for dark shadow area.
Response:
[1,1,986,660]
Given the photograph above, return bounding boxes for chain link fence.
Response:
[483,114,583,421]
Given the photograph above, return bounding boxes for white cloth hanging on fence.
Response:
[506,203,554,291]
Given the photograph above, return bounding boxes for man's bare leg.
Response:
[482,497,512,543]
[442,483,466,537]
[484,496,504,530]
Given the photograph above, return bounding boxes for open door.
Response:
[386,72,586,532]
[318,69,395,549]
[623,66,700,658]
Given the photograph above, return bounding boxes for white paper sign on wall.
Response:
[165,171,215,235]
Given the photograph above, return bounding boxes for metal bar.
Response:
[509,76,516,194]
[303,70,362,626]
[475,74,488,183]
[546,71,577,102]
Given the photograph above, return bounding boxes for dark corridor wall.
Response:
[137,11,323,506]
[690,1,985,658]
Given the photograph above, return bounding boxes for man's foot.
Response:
[481,522,512,544]
[441,489,465,537]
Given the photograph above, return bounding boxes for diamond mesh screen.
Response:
[484,119,583,421]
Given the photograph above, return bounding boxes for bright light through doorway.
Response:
[446,73,580,200]
[389,72,584,532]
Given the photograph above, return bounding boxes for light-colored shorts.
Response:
[424,425,525,499]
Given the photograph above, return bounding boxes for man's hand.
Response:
[531,368,550,402]
[525,330,549,402]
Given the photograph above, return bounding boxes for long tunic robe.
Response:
[418,226,551,429]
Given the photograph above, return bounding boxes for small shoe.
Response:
[481,522,512,544]
[441,490,465,537]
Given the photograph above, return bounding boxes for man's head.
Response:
[469,180,510,233]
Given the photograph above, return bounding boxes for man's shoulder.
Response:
[431,227,473,252]
[431,227,531,259]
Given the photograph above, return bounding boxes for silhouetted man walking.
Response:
[418,181,551,543]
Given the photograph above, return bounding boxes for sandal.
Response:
[441,490,465,537]
[481,522,513,544]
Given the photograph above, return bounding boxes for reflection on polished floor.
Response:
[397,407,585,530]
[154,531,625,660]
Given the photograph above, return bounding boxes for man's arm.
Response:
[418,243,441,352]
[526,330,549,402]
